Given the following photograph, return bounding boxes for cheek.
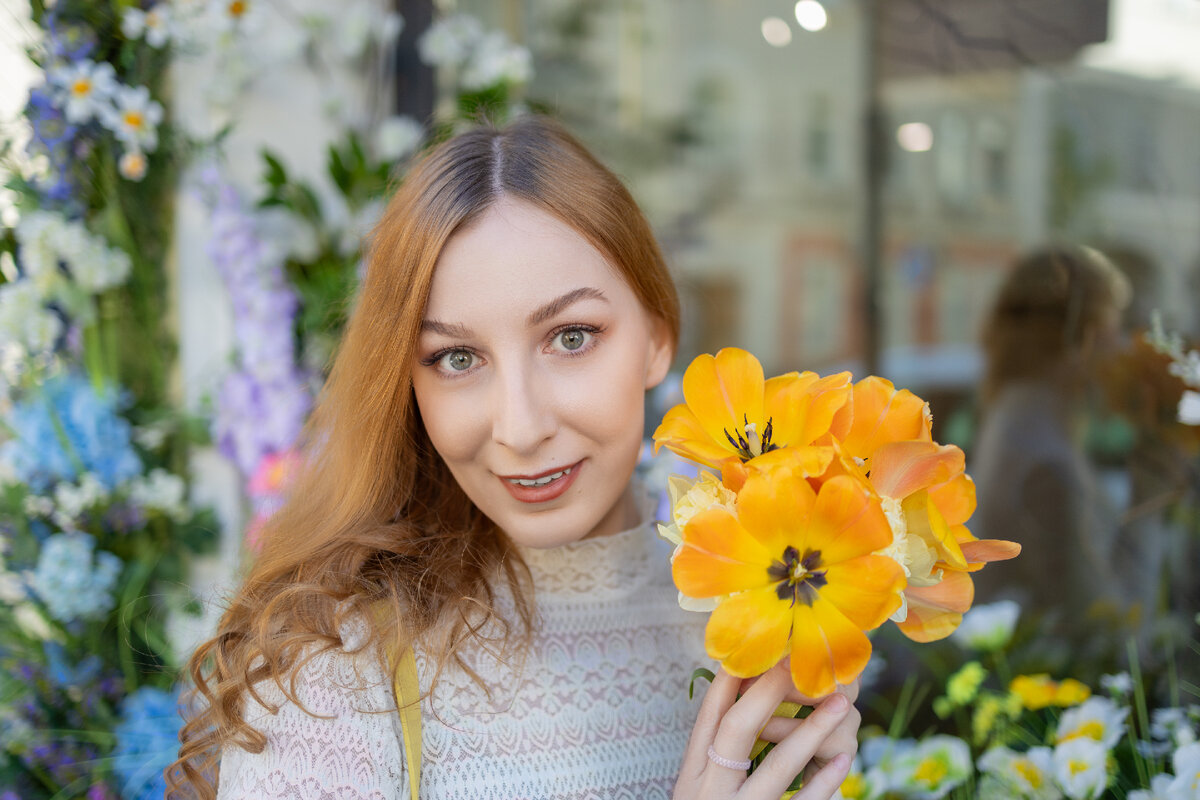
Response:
[412,377,488,466]
[560,339,648,450]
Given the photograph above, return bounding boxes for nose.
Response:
[490,360,557,454]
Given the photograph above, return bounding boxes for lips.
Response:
[498,460,582,504]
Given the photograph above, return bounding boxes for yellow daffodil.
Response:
[671,461,904,697]
[1010,674,1092,711]
[653,347,850,489]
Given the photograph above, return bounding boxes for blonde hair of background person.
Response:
[981,245,1131,407]
[169,117,860,800]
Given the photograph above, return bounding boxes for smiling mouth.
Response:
[505,465,575,487]
[498,461,583,503]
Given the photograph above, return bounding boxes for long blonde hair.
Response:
[169,116,680,798]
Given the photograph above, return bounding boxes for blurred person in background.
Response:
[970,245,1137,648]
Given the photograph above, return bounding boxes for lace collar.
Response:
[514,482,660,603]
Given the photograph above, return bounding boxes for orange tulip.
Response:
[827,376,932,462]
[672,464,905,697]
[654,347,851,489]
[841,439,1019,642]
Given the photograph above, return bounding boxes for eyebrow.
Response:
[420,287,608,338]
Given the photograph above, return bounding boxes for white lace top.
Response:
[216,504,712,799]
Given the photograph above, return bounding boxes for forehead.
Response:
[424,197,634,318]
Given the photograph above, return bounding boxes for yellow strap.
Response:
[393,647,422,799]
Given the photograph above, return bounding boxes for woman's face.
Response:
[412,197,673,548]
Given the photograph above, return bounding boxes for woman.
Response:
[170,117,859,799]
[970,245,1134,638]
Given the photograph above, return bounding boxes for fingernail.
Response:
[831,752,852,771]
[823,693,849,713]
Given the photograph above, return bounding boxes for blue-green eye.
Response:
[441,350,475,371]
[559,329,588,351]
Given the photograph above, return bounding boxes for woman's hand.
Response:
[673,662,860,800]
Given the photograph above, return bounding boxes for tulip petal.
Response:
[706,585,793,677]
[805,475,893,563]
[902,491,968,571]
[654,404,739,469]
[735,469,817,558]
[673,508,773,598]
[681,348,766,457]
[789,599,873,697]
[928,472,976,527]
[830,376,933,460]
[765,371,852,449]
[895,571,975,643]
[961,539,1022,566]
[870,441,964,500]
[820,555,905,629]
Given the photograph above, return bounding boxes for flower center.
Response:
[1068,759,1089,776]
[229,0,248,17]
[723,414,779,461]
[767,546,826,606]
[124,110,144,129]
[913,756,948,787]
[1014,759,1043,789]
[71,79,92,97]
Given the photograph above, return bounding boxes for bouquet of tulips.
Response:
[652,348,1020,699]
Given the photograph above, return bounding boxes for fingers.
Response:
[792,752,853,800]
[738,693,853,798]
[679,668,741,782]
[811,705,860,766]
[711,661,796,762]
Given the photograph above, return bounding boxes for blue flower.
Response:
[0,372,143,492]
[111,686,183,800]
[30,532,123,624]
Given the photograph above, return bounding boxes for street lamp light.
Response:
[794,0,829,32]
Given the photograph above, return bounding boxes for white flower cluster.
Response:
[0,210,132,364]
[51,473,110,528]
[1146,312,1200,426]
[23,469,191,527]
[128,467,191,522]
[45,59,163,181]
[418,14,533,91]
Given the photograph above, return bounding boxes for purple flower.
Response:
[43,12,98,64]
[205,178,312,478]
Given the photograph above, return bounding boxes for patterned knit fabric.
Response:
[217,500,712,799]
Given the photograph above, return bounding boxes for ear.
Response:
[644,315,675,390]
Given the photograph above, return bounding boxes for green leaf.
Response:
[262,149,289,189]
[688,666,716,700]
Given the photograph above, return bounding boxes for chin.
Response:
[494,505,604,550]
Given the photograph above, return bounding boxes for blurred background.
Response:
[2,0,1200,797]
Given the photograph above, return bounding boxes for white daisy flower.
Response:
[50,59,117,124]
[206,0,267,36]
[888,735,972,799]
[1052,738,1109,800]
[1167,741,1200,798]
[101,84,163,152]
[1127,773,1172,800]
[950,599,1021,652]
[977,745,1061,799]
[123,4,173,48]
[1056,697,1128,750]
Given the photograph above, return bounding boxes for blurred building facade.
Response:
[457,0,1200,399]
